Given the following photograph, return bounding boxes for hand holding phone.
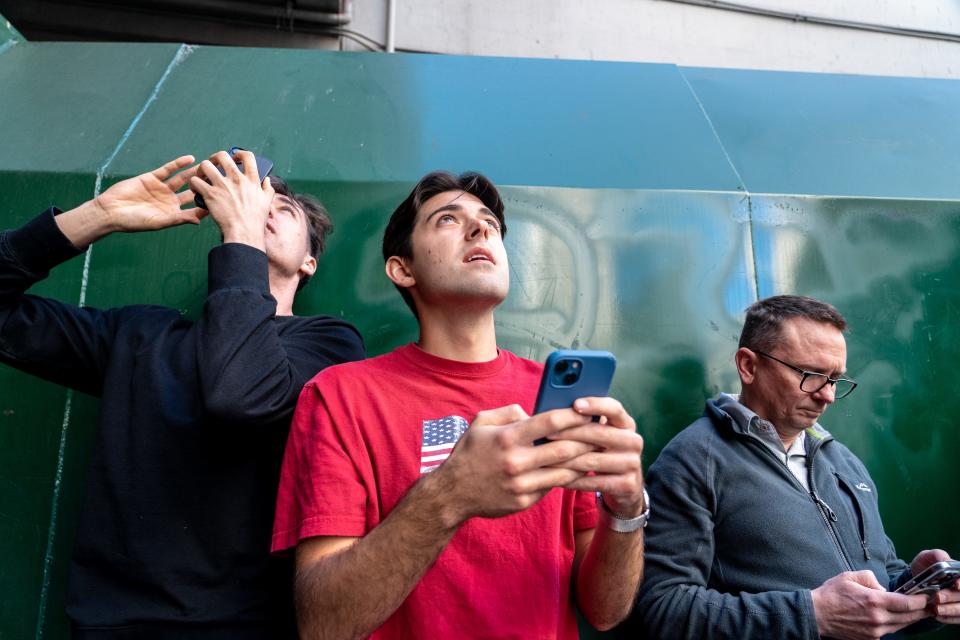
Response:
[532,350,616,445]
[194,147,274,210]
[896,561,960,595]
[529,349,644,520]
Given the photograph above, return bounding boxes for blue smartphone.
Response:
[533,350,616,445]
[194,147,274,210]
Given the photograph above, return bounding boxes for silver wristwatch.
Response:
[597,489,650,533]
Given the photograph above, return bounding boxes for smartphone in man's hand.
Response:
[896,561,960,595]
[533,350,616,445]
[194,147,274,210]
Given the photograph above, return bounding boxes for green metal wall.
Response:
[1,22,959,639]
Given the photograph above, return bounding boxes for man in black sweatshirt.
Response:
[0,152,365,639]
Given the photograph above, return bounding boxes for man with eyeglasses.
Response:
[633,295,960,639]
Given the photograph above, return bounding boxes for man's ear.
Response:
[298,255,317,280]
[385,256,415,289]
[735,347,758,385]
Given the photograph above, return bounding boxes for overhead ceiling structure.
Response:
[0,0,350,48]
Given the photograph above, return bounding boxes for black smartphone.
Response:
[194,147,274,210]
[532,350,616,445]
[895,560,960,595]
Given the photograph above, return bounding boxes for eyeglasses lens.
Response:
[800,374,855,399]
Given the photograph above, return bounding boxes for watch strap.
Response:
[597,488,650,533]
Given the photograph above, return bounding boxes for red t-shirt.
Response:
[273,343,597,639]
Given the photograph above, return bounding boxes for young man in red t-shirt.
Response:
[272,171,647,638]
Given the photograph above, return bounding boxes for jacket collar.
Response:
[706,393,833,455]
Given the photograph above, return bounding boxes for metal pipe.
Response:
[122,0,354,27]
[385,0,397,52]
[660,0,960,44]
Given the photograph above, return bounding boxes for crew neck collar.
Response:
[397,342,508,378]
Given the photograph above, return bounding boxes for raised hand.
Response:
[189,150,274,251]
[95,155,204,232]
[55,156,203,248]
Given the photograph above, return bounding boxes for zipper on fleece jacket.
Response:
[742,430,855,574]
[806,441,855,573]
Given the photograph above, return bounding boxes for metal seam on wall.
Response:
[0,14,24,55]
[675,68,750,194]
[676,67,760,303]
[33,42,196,640]
[743,196,759,303]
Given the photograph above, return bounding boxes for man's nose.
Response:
[812,382,837,404]
[467,217,491,239]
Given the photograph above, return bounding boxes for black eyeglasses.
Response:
[754,350,858,400]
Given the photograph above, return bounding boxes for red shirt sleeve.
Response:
[272,379,368,553]
[572,488,598,531]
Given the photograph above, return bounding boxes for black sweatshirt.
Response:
[0,210,365,638]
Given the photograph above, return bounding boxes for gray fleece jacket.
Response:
[632,394,924,639]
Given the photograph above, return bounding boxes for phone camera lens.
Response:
[555,360,569,373]
[563,372,578,386]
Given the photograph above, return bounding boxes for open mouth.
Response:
[463,248,495,264]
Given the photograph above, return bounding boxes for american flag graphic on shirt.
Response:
[420,415,469,474]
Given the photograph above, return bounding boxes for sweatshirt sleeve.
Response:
[0,209,116,396]
[195,242,365,426]
[633,430,820,640]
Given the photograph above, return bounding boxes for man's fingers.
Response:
[845,569,885,590]
[167,164,200,192]
[177,190,197,206]
[932,600,960,623]
[550,450,641,474]
[930,585,960,621]
[934,584,960,603]
[881,591,932,613]
[210,150,241,178]
[509,467,584,494]
[197,160,226,186]
[572,396,635,430]
[873,612,932,635]
[193,207,210,223]
[562,473,642,494]
[510,408,592,444]
[234,150,258,180]
[526,439,596,469]
[547,423,643,453]
[911,549,952,575]
[151,155,194,181]
[882,607,934,628]
[181,207,208,225]
[472,404,530,428]
[189,175,211,197]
